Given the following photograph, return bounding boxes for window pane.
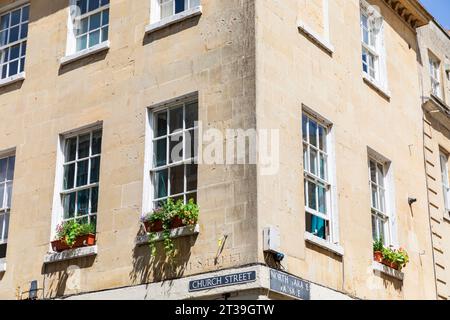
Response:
[11,9,20,26]
[319,153,326,180]
[155,111,167,137]
[89,29,100,47]
[78,134,90,159]
[101,26,108,42]
[8,60,18,76]
[78,18,89,36]
[169,133,183,164]
[175,0,185,13]
[10,44,20,60]
[0,184,4,209]
[77,0,88,15]
[161,0,174,19]
[63,163,75,190]
[309,148,317,176]
[0,14,9,31]
[318,126,326,151]
[307,180,317,210]
[170,165,184,195]
[371,184,378,209]
[185,102,198,129]
[303,144,308,170]
[154,169,168,199]
[186,164,197,192]
[102,9,109,26]
[92,130,102,155]
[77,189,89,216]
[308,120,317,147]
[9,26,19,42]
[22,6,29,22]
[318,184,326,214]
[90,157,100,184]
[0,158,7,182]
[154,139,167,167]
[63,193,76,219]
[65,137,77,162]
[7,155,15,180]
[302,114,308,141]
[77,35,88,51]
[185,129,197,160]
[88,0,100,12]
[369,160,376,183]
[371,214,378,241]
[5,182,12,208]
[89,12,101,31]
[186,192,197,204]
[76,160,89,187]
[91,186,99,213]
[170,106,183,133]
[20,23,27,39]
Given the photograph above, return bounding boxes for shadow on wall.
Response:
[129,223,198,290]
[142,16,201,46]
[40,256,96,299]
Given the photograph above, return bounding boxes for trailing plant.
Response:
[55,220,96,247]
[146,198,200,258]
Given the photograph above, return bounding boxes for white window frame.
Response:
[360,0,387,90]
[302,107,339,245]
[439,151,450,216]
[151,0,200,23]
[66,0,110,56]
[51,123,102,242]
[368,149,397,247]
[0,149,15,259]
[0,2,29,80]
[142,94,199,216]
[429,54,442,99]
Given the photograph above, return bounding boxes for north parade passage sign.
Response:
[269,269,311,300]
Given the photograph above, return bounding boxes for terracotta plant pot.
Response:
[145,220,164,232]
[51,234,96,253]
[373,251,383,263]
[381,259,399,270]
[170,216,185,229]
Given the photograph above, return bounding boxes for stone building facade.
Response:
[0,0,447,300]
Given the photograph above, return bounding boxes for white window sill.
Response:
[44,245,98,264]
[304,232,344,256]
[372,261,404,281]
[363,74,391,100]
[60,41,110,66]
[136,224,200,245]
[0,72,26,88]
[145,6,203,34]
[0,258,6,273]
[297,21,334,55]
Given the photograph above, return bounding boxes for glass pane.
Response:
[170,165,184,196]
[371,184,378,209]
[20,23,27,39]
[303,144,308,170]
[371,214,378,241]
[0,158,7,182]
[185,130,196,160]
[185,102,198,129]
[63,193,76,219]
[89,214,97,230]
[77,189,89,216]
[186,164,197,192]
[65,137,77,162]
[78,134,90,159]
[308,120,317,147]
[101,26,108,42]
[11,9,20,26]
[88,0,100,12]
[302,114,308,141]
[63,163,75,190]
[9,26,19,42]
[77,0,88,15]
[76,34,87,51]
[170,106,183,133]
[10,44,20,60]
[377,164,384,187]
[89,12,101,31]
[175,0,185,13]
[88,29,100,47]
[307,180,317,210]
[0,30,8,46]
[76,160,89,187]
[161,1,174,19]
[7,155,15,180]
[0,14,9,31]
[90,157,100,184]
[154,139,167,167]
[369,160,376,183]
[319,153,326,180]
[102,9,109,26]
[169,133,183,164]
[154,169,168,199]
[186,192,197,204]
[309,148,317,176]
[318,126,326,151]
[91,186,99,213]
[155,111,167,137]
[8,60,18,76]
[5,182,12,208]
[3,212,8,240]
[379,189,386,213]
[22,6,29,22]
[0,184,4,209]
[77,17,89,36]
[92,130,102,155]
[318,184,326,214]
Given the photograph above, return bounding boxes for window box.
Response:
[145,5,202,34]
[144,216,187,232]
[304,232,344,256]
[51,233,96,253]
[136,224,200,246]
[44,245,98,264]
[372,261,404,281]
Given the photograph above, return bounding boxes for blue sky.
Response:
[420,0,450,30]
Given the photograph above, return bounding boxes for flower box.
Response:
[145,220,164,232]
[51,234,96,253]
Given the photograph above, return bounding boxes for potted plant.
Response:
[143,208,166,232]
[373,238,384,263]
[52,221,96,252]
